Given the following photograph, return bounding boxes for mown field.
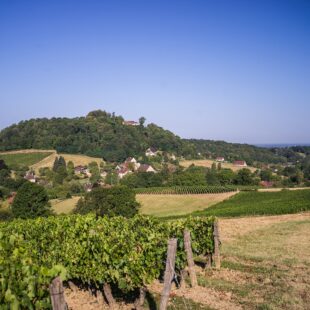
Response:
[0,149,104,173]
[200,213,310,309]
[0,151,53,168]
[138,192,237,217]
[50,197,81,214]
[180,159,257,172]
[192,189,310,218]
[31,152,104,173]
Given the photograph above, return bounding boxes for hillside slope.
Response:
[1,110,306,165]
[0,110,195,162]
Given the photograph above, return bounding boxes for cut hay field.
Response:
[137,192,237,217]
[0,149,104,172]
[194,212,310,309]
[31,152,103,173]
[50,196,80,214]
[0,151,53,168]
[180,159,256,172]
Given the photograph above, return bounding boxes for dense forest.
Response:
[0,110,195,162]
[0,110,309,166]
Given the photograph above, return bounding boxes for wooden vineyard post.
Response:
[179,269,188,289]
[103,283,116,309]
[49,277,67,310]
[134,287,146,310]
[184,230,198,287]
[213,221,221,269]
[206,253,212,269]
[159,238,177,310]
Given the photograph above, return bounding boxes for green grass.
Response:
[192,189,310,218]
[0,152,52,168]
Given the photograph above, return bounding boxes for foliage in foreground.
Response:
[0,214,215,308]
[193,189,310,218]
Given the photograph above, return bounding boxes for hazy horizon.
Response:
[1,0,309,145]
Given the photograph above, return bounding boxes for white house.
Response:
[138,164,156,173]
[216,157,225,162]
[24,171,37,183]
[233,160,247,167]
[145,147,158,157]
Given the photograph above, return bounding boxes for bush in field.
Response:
[74,186,140,218]
[11,182,52,219]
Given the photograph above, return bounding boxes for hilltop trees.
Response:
[11,182,52,219]
[0,110,194,162]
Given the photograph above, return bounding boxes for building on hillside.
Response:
[7,192,17,204]
[84,183,93,192]
[260,181,274,188]
[233,160,247,167]
[100,170,108,178]
[123,120,139,126]
[117,168,131,179]
[138,164,156,173]
[216,157,225,162]
[124,157,140,171]
[145,147,158,157]
[125,157,137,164]
[24,171,37,183]
[74,165,88,175]
[170,154,176,161]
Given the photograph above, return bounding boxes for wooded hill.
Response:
[0,110,308,165]
[0,110,195,162]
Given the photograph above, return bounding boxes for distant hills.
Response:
[0,110,308,165]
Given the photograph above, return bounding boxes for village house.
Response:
[74,165,88,175]
[216,157,225,162]
[124,157,140,171]
[260,181,274,188]
[138,164,156,173]
[145,147,158,157]
[117,167,131,179]
[233,160,247,167]
[24,171,37,183]
[122,120,139,126]
[7,192,17,204]
[100,170,108,178]
[84,183,93,192]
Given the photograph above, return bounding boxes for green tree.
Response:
[67,161,74,176]
[11,182,52,219]
[88,161,100,184]
[53,166,68,185]
[139,116,146,127]
[234,168,254,185]
[74,186,139,217]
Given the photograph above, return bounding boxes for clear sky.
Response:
[0,0,309,144]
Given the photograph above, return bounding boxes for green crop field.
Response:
[0,152,53,168]
[193,189,310,218]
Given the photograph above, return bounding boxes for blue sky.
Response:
[0,0,309,144]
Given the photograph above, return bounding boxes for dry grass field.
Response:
[31,152,104,173]
[0,149,104,173]
[50,196,80,214]
[180,159,256,172]
[137,192,237,217]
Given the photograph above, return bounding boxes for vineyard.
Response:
[134,185,238,195]
[194,189,310,218]
[0,214,215,309]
